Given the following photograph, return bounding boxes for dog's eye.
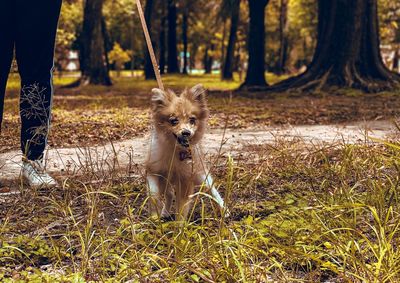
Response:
[169,117,179,126]
[189,117,196,125]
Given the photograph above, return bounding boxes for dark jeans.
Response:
[0,0,62,161]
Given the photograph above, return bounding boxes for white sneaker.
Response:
[22,159,58,189]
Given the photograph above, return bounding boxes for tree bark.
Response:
[393,49,399,72]
[167,0,179,73]
[159,2,167,75]
[222,0,240,80]
[144,0,156,80]
[220,20,227,74]
[204,45,214,74]
[203,46,209,73]
[182,8,189,74]
[101,17,111,75]
[190,45,197,71]
[79,0,112,86]
[276,0,289,75]
[270,0,400,93]
[131,11,136,77]
[241,0,269,89]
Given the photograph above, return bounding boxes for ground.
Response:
[1,73,399,152]
[1,73,400,282]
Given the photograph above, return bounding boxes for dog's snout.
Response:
[181,129,191,137]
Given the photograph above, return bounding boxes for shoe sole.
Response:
[21,175,58,190]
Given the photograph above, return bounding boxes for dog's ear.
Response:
[188,84,207,104]
[151,88,171,109]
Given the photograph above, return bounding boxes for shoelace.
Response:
[30,161,46,174]
[23,157,46,174]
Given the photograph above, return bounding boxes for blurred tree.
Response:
[56,0,399,87]
[378,0,400,71]
[182,2,189,74]
[179,0,205,74]
[241,0,270,89]
[104,0,137,50]
[55,29,76,76]
[221,0,241,80]
[270,0,400,92]
[168,0,180,73]
[108,42,130,77]
[264,0,281,73]
[220,20,227,74]
[103,0,142,73]
[378,0,400,45]
[204,44,215,74]
[263,0,316,74]
[394,50,399,71]
[55,1,82,75]
[102,17,112,75]
[184,0,220,73]
[159,1,167,74]
[143,0,156,80]
[79,0,112,85]
[286,0,317,71]
[276,0,289,74]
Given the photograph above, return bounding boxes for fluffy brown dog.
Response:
[145,84,226,220]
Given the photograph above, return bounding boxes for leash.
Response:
[135,0,165,91]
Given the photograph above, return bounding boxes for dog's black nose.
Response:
[181,129,191,137]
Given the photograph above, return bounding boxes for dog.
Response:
[145,84,226,220]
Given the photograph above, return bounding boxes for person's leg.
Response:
[0,1,16,131]
[15,0,62,160]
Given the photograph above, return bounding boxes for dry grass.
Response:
[2,73,400,281]
[1,136,400,282]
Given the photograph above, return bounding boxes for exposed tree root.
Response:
[266,67,400,94]
[238,83,269,92]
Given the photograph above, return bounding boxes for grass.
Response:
[5,71,286,92]
[5,73,77,92]
[2,72,400,281]
[1,136,400,282]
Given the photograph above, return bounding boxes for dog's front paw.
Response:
[161,214,175,222]
[161,209,175,222]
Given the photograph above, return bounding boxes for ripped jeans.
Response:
[0,0,62,161]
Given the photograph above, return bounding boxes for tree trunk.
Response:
[392,48,399,73]
[204,45,214,74]
[270,0,400,93]
[203,46,209,73]
[167,0,179,73]
[276,0,289,75]
[220,20,227,74]
[144,0,156,80]
[159,2,167,75]
[101,17,111,75]
[241,0,269,90]
[222,0,240,80]
[182,8,189,74]
[79,0,112,86]
[190,45,197,71]
[131,11,136,77]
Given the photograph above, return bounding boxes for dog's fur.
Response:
[145,84,226,220]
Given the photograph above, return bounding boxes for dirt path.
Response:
[0,120,396,183]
